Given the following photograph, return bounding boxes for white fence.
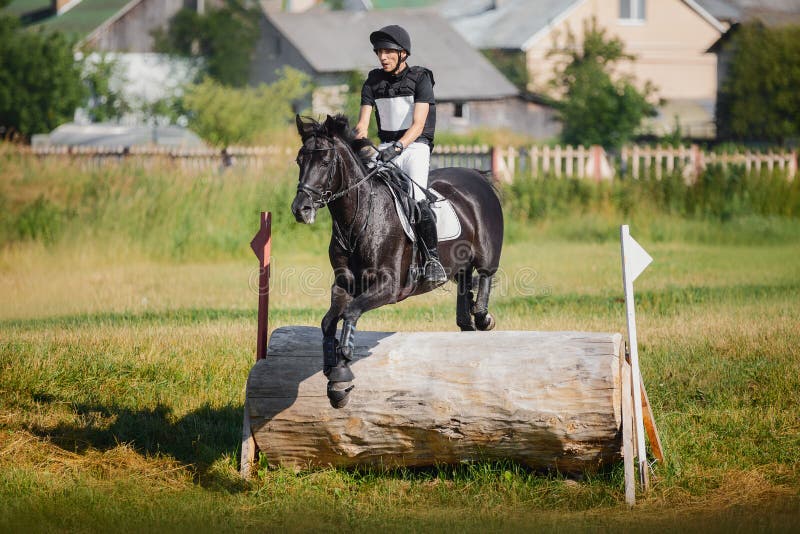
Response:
[489,145,798,183]
[14,143,798,182]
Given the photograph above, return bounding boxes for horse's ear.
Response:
[295,114,305,137]
[323,114,336,135]
[324,114,348,137]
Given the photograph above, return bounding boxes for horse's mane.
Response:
[298,114,373,157]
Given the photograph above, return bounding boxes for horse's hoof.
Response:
[475,313,495,331]
[326,363,355,382]
[327,382,353,409]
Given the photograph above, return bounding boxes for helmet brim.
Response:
[371,39,403,52]
[370,31,407,53]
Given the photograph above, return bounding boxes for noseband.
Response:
[296,143,338,208]
[296,138,385,209]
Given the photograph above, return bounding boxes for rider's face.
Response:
[375,48,404,72]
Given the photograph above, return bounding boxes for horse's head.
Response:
[291,115,348,224]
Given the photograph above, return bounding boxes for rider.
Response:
[355,24,447,285]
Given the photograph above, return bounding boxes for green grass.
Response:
[1,154,799,531]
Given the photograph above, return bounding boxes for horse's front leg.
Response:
[322,274,355,404]
[328,269,399,408]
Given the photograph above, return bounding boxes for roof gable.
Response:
[266,9,518,101]
[26,0,133,38]
[445,0,726,50]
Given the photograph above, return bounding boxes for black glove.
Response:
[378,141,404,163]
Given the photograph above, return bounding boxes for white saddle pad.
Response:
[390,184,462,243]
[429,188,462,242]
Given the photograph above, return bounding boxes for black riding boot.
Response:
[416,200,447,285]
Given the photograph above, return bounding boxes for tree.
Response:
[548,18,656,149]
[0,14,85,139]
[154,0,260,87]
[182,67,311,146]
[81,53,131,123]
[716,22,800,145]
[482,49,529,92]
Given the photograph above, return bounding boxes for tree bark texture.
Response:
[246,326,623,472]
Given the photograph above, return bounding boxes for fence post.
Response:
[491,146,512,184]
[543,145,551,175]
[554,145,562,178]
[689,144,704,184]
[530,145,539,178]
[565,145,573,177]
[790,151,797,181]
[591,145,602,181]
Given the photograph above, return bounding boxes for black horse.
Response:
[291,115,503,407]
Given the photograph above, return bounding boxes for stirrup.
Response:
[423,259,447,284]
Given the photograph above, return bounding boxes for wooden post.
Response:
[621,355,636,506]
[530,145,539,177]
[241,211,272,478]
[591,145,603,181]
[640,375,664,464]
[542,145,551,175]
[565,145,574,177]
[554,144,562,178]
[491,146,512,183]
[250,212,272,361]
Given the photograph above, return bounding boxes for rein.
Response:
[296,142,387,209]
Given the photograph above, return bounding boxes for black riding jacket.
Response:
[361,65,436,148]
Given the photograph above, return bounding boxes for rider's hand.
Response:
[378,141,404,163]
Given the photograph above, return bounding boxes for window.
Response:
[454,102,468,119]
[620,0,645,22]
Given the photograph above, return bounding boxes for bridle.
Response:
[296,137,385,209]
[295,141,338,208]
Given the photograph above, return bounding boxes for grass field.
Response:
[1,155,799,531]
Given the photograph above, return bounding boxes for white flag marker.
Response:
[623,231,653,282]
[620,225,651,491]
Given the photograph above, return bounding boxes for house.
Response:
[250,9,561,137]
[4,0,555,137]
[441,0,728,138]
[704,0,800,121]
[4,0,211,51]
[3,0,213,127]
[700,0,800,27]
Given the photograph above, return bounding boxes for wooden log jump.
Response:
[245,326,627,472]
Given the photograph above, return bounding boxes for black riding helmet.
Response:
[369,25,411,55]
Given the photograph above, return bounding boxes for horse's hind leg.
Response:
[456,268,476,331]
[472,271,496,331]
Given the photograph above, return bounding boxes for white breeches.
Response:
[378,141,430,201]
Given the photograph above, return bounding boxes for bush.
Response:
[182,68,311,146]
[506,165,800,224]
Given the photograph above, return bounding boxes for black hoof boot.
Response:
[475,312,496,331]
[457,318,476,331]
[323,335,354,409]
[327,381,354,408]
